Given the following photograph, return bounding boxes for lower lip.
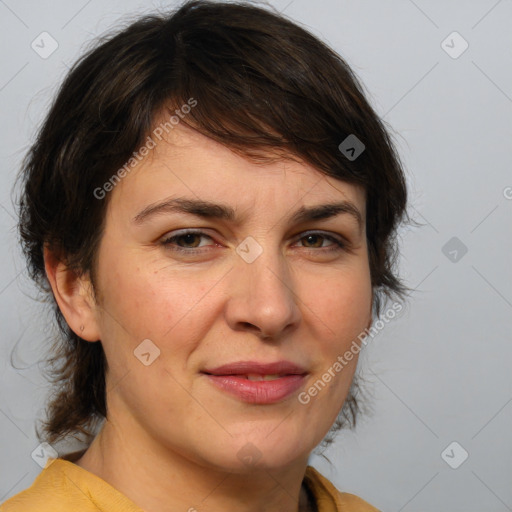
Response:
[203,374,307,404]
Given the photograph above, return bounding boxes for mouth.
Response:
[202,359,307,377]
[202,372,305,380]
[236,374,290,381]
[201,361,308,404]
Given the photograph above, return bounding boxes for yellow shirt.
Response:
[1,459,379,511]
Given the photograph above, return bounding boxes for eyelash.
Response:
[160,229,347,254]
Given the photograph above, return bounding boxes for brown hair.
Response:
[17,0,408,447]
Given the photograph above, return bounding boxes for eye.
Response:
[160,229,348,255]
[295,231,346,252]
[161,230,214,252]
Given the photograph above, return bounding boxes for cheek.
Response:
[305,267,372,341]
[94,260,219,409]
[299,265,371,412]
[95,255,225,350]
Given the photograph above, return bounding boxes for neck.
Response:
[75,419,313,512]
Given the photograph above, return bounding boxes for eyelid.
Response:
[296,229,346,244]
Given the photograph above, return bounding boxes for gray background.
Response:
[0,0,511,510]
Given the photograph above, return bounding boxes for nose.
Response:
[224,243,301,340]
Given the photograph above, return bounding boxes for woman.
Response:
[3,1,407,510]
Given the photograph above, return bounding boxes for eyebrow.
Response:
[132,197,363,231]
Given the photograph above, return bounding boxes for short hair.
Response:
[17,0,408,447]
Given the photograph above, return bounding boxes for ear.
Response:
[43,245,101,342]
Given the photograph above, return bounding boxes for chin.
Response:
[205,430,312,474]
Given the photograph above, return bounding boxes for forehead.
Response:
[108,121,366,223]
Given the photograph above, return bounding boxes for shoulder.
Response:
[304,465,380,512]
[336,492,381,512]
[0,459,141,512]
[1,459,91,511]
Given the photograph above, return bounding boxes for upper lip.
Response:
[203,360,308,376]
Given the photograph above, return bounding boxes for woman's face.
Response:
[89,121,372,472]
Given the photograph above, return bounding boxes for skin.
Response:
[45,119,373,512]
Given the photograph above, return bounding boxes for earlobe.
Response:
[43,245,101,342]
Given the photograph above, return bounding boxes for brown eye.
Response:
[172,233,203,248]
[161,230,214,252]
[301,234,326,248]
[297,232,345,251]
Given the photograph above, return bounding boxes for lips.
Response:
[202,360,308,404]
[203,360,307,377]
